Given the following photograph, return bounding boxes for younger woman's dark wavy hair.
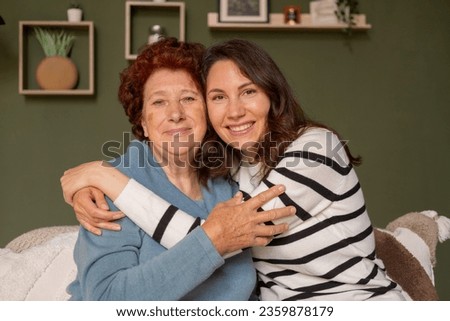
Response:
[200,39,361,179]
[118,37,206,141]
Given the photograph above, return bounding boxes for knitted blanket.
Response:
[0,231,77,300]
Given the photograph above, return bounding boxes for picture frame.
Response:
[218,0,269,23]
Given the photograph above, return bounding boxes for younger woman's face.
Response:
[205,60,270,155]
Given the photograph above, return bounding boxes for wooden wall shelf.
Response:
[125,1,185,60]
[208,13,371,31]
[19,21,95,95]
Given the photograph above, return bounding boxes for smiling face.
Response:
[206,60,271,155]
[141,68,207,163]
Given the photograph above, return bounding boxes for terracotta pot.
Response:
[35,56,78,90]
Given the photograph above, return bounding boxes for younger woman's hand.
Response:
[72,187,125,235]
[60,161,107,205]
[61,160,129,205]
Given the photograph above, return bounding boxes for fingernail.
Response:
[278,185,285,192]
[290,207,296,214]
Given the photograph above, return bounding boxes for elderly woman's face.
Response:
[141,68,207,162]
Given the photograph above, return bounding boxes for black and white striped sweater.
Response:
[114,128,406,300]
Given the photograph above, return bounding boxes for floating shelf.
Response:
[19,21,95,95]
[125,1,185,60]
[208,13,371,31]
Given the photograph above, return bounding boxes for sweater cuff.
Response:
[189,226,224,267]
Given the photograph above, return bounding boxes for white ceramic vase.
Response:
[67,8,83,22]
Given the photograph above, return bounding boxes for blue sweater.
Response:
[68,140,256,300]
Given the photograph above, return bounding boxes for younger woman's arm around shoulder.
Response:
[61,161,129,205]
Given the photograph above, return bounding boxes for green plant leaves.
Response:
[34,27,75,57]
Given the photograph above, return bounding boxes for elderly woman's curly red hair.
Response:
[118,38,206,141]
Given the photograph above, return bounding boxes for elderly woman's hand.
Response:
[202,185,295,256]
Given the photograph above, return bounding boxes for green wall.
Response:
[1,0,449,299]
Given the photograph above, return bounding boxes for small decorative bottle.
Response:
[287,8,297,25]
[148,25,165,44]
[284,5,301,25]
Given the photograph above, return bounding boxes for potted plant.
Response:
[67,2,83,22]
[34,27,78,90]
[335,0,359,32]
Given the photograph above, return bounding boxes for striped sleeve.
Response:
[114,179,202,249]
[114,179,242,259]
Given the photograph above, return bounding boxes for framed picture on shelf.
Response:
[218,0,269,23]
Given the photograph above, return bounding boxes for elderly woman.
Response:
[63,38,294,301]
